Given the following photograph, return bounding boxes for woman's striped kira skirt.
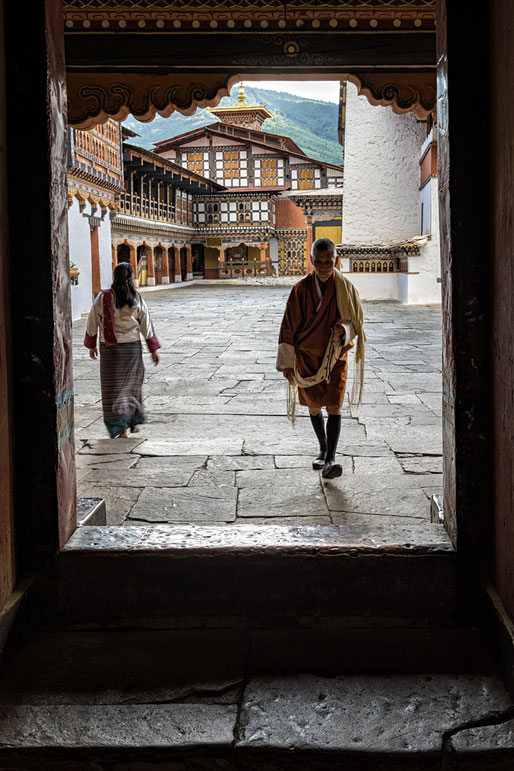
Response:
[99,341,146,438]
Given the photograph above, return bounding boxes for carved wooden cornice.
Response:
[67,72,239,129]
[347,71,436,117]
[68,70,435,128]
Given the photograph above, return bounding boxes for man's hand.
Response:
[282,368,295,384]
[89,348,98,360]
[151,351,160,366]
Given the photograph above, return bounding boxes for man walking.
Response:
[276,238,365,479]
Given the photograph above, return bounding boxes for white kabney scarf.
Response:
[279,270,366,424]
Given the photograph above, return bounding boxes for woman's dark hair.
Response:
[111,261,137,309]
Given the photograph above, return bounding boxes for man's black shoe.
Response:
[322,460,342,479]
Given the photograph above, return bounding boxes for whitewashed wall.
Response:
[98,214,114,290]
[400,178,441,304]
[68,198,93,321]
[342,82,426,245]
[68,198,113,321]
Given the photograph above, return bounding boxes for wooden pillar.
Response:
[5,0,76,570]
[163,245,171,284]
[491,0,514,621]
[128,244,138,285]
[0,5,15,610]
[90,225,101,294]
[174,245,181,283]
[186,245,193,281]
[111,244,117,272]
[437,0,491,558]
[146,244,155,286]
[129,171,135,213]
[305,217,314,273]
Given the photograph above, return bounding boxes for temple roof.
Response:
[208,83,273,128]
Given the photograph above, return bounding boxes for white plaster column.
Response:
[186,245,193,281]
[342,82,426,245]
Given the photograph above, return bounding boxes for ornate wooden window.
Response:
[298,168,314,190]
[291,165,322,190]
[187,151,204,173]
[222,150,240,180]
[261,159,277,187]
[279,235,306,276]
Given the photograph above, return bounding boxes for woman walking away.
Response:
[84,262,161,438]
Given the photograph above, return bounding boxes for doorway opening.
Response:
[69,77,443,538]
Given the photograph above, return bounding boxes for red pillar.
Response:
[186,245,193,280]
[146,245,155,286]
[90,225,101,293]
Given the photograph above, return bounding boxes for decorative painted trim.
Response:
[64,0,436,32]
[68,165,125,193]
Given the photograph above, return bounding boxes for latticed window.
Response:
[261,159,278,186]
[298,168,314,190]
[187,152,204,173]
[223,151,239,178]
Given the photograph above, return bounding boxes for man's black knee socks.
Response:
[310,413,327,454]
[325,414,341,463]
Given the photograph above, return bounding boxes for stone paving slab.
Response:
[78,438,145,454]
[84,468,195,488]
[72,286,444,528]
[398,456,443,474]
[325,488,430,519]
[237,674,511,753]
[274,455,354,473]
[136,455,208,471]
[352,456,405,474]
[128,486,238,524]
[0,704,237,748]
[450,716,514,760]
[236,469,326,488]
[79,485,143,526]
[138,439,244,456]
[75,453,140,469]
[207,455,275,471]
[238,484,328,519]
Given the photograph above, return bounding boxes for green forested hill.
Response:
[122,85,343,167]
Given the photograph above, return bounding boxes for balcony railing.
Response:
[118,192,193,226]
[218,260,273,279]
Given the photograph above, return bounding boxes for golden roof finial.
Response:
[236,82,247,106]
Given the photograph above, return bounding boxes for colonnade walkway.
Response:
[72,283,443,530]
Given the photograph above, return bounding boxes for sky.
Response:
[250,80,340,103]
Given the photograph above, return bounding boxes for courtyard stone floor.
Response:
[73,283,443,527]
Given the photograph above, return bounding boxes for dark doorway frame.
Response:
[0,1,496,607]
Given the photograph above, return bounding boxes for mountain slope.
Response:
[122,85,343,166]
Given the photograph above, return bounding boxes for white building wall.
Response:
[400,178,441,304]
[98,214,113,289]
[68,198,93,321]
[342,81,426,245]
[68,198,114,321]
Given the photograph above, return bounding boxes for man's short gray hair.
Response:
[311,237,336,256]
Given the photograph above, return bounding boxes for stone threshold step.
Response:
[0,627,494,701]
[57,524,457,626]
[0,674,512,771]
